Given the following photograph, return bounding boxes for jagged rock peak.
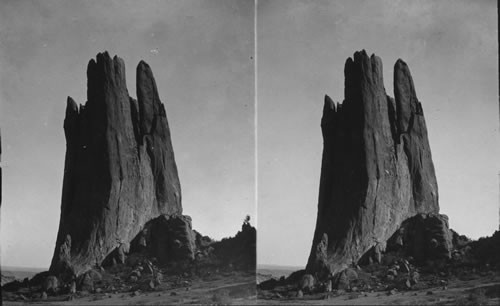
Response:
[306,50,439,279]
[343,50,385,105]
[66,97,78,114]
[321,95,337,126]
[136,60,165,136]
[323,95,335,112]
[86,52,128,103]
[394,58,421,134]
[50,52,182,277]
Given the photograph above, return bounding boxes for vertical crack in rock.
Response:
[50,52,182,276]
[306,50,439,278]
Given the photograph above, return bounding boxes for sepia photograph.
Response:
[257,0,499,304]
[1,0,499,305]
[1,0,256,304]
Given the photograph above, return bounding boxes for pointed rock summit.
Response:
[307,50,442,278]
[50,52,182,276]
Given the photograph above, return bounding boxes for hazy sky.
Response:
[258,0,499,267]
[0,0,254,268]
[1,0,498,271]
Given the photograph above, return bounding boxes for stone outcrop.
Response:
[50,52,182,276]
[306,50,440,278]
[128,215,197,263]
[211,219,257,270]
[385,213,453,262]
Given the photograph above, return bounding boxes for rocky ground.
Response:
[258,275,500,305]
[2,219,257,305]
[258,231,500,305]
[3,264,255,305]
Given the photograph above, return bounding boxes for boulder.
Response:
[334,268,358,290]
[258,278,279,290]
[130,270,141,279]
[42,276,59,294]
[2,280,23,292]
[451,230,471,248]
[286,269,306,285]
[130,214,196,263]
[78,273,94,292]
[299,274,315,292]
[386,213,453,262]
[78,269,102,292]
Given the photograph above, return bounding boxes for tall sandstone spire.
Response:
[50,52,182,276]
[306,50,439,278]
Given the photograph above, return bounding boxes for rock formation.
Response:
[129,215,197,263]
[306,50,443,278]
[210,217,257,270]
[50,52,182,276]
[385,213,453,262]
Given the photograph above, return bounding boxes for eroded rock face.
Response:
[211,220,257,270]
[306,50,439,278]
[50,52,182,276]
[386,214,453,262]
[129,214,197,263]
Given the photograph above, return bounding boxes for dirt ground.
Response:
[2,271,256,305]
[258,273,500,305]
[3,272,500,304]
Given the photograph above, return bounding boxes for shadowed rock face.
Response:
[306,50,439,278]
[50,52,182,276]
[386,213,453,262]
[128,215,197,263]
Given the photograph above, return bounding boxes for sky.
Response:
[258,0,499,267]
[0,0,255,268]
[0,0,498,271]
